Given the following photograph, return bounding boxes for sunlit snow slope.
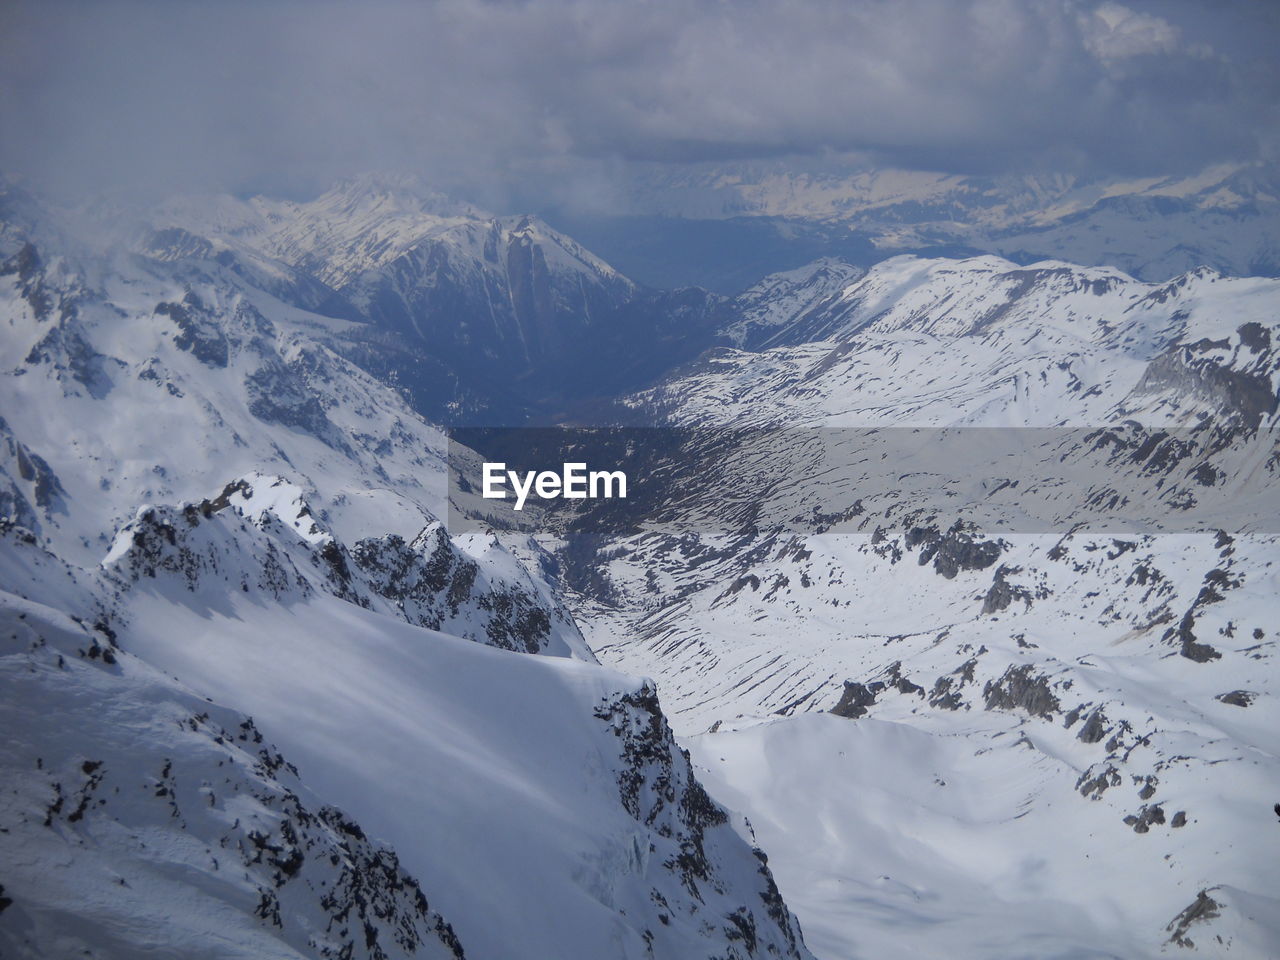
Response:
[575,254,1280,958]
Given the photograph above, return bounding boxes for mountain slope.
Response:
[635,254,1279,428]
[0,581,467,960]
[142,176,729,423]
[558,254,1280,958]
[0,187,815,959]
[97,509,810,960]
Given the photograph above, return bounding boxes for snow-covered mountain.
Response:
[1,516,810,960]
[0,185,815,959]
[634,254,1280,428]
[553,254,1280,958]
[137,175,727,422]
[0,567,468,960]
[5,165,1280,959]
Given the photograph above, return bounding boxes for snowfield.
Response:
[688,711,1280,960]
[584,253,1280,957]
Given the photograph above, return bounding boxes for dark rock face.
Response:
[1236,321,1271,354]
[831,662,925,719]
[352,526,564,655]
[906,522,1004,579]
[0,417,67,534]
[155,294,230,367]
[927,677,963,711]
[106,504,311,601]
[1170,608,1222,662]
[246,359,341,445]
[2,242,60,323]
[1165,889,1221,948]
[1163,567,1242,663]
[307,806,467,960]
[982,564,1032,614]
[1077,763,1122,800]
[1123,803,1166,834]
[1215,690,1255,707]
[926,658,978,712]
[353,528,477,624]
[830,681,879,720]
[24,323,114,398]
[1135,342,1278,432]
[1138,776,1158,801]
[596,685,729,867]
[1076,707,1110,744]
[983,664,1060,719]
[593,684,810,959]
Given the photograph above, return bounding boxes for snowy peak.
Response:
[354,521,595,658]
[309,172,489,222]
[777,254,1139,344]
[5,179,735,425]
[216,474,333,547]
[199,175,632,302]
[99,475,592,658]
[639,254,1280,430]
[0,215,456,562]
[143,176,707,420]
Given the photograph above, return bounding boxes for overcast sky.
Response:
[2,0,1277,206]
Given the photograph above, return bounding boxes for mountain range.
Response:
[2,171,1278,959]
[542,161,1280,293]
[0,179,812,960]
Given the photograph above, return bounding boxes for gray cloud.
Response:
[1,0,1276,202]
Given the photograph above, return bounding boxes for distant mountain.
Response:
[540,161,1280,292]
[719,257,866,350]
[143,175,729,423]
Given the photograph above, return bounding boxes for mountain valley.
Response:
[2,172,1278,959]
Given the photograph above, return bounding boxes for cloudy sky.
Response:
[2,0,1277,205]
